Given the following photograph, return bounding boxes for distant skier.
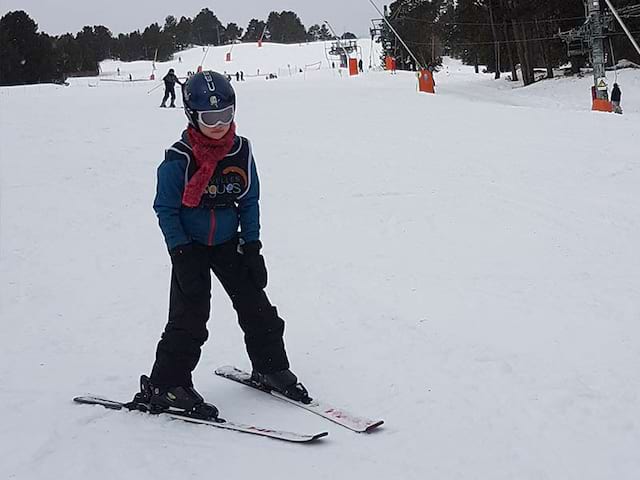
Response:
[236,72,240,82]
[131,71,310,419]
[611,83,623,114]
[358,59,363,73]
[160,68,183,108]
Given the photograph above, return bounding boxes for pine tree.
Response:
[192,8,225,45]
[243,19,268,42]
[175,16,193,50]
[267,11,307,43]
[224,23,243,43]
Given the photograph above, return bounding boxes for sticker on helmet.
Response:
[203,71,216,92]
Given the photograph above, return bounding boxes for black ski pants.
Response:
[150,240,289,387]
[161,86,176,106]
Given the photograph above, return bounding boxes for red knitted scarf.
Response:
[183,123,237,207]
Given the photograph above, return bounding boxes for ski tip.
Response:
[73,396,124,410]
[73,395,106,403]
[363,420,385,432]
[215,365,240,375]
[312,431,330,441]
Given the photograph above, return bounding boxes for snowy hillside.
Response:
[439,58,640,114]
[1,41,639,480]
[99,40,383,80]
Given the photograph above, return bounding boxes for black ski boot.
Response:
[252,369,311,404]
[131,375,219,420]
[128,375,152,410]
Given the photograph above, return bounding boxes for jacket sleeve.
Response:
[237,148,261,244]
[153,158,190,250]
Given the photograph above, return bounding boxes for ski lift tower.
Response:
[322,19,362,70]
[369,18,388,69]
[326,39,360,68]
[369,18,386,47]
[589,0,609,101]
[559,0,615,108]
[559,0,640,110]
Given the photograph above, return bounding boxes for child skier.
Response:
[133,71,309,419]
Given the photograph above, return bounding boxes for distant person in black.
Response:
[611,83,623,114]
[358,59,363,73]
[236,72,240,82]
[160,68,183,108]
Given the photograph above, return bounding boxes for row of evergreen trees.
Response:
[381,0,640,85]
[0,9,354,86]
[4,2,638,87]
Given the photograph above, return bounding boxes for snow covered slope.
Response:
[99,40,382,80]
[439,56,640,114]
[1,42,639,480]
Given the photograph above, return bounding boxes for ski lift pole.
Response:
[150,48,159,80]
[602,0,640,58]
[608,36,618,82]
[367,0,424,70]
[258,23,268,46]
[226,41,236,62]
[200,45,211,68]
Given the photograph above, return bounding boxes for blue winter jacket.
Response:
[153,130,260,251]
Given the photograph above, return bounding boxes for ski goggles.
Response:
[195,105,235,128]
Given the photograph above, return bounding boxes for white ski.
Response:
[214,365,384,433]
[73,395,328,443]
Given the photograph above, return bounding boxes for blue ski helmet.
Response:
[183,70,236,128]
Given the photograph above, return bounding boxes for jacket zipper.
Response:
[208,210,216,246]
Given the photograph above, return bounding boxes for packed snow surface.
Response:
[1,41,639,480]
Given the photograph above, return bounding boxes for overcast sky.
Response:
[1,1,381,38]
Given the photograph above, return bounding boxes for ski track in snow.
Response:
[1,42,639,480]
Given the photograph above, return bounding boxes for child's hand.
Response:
[242,241,267,290]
